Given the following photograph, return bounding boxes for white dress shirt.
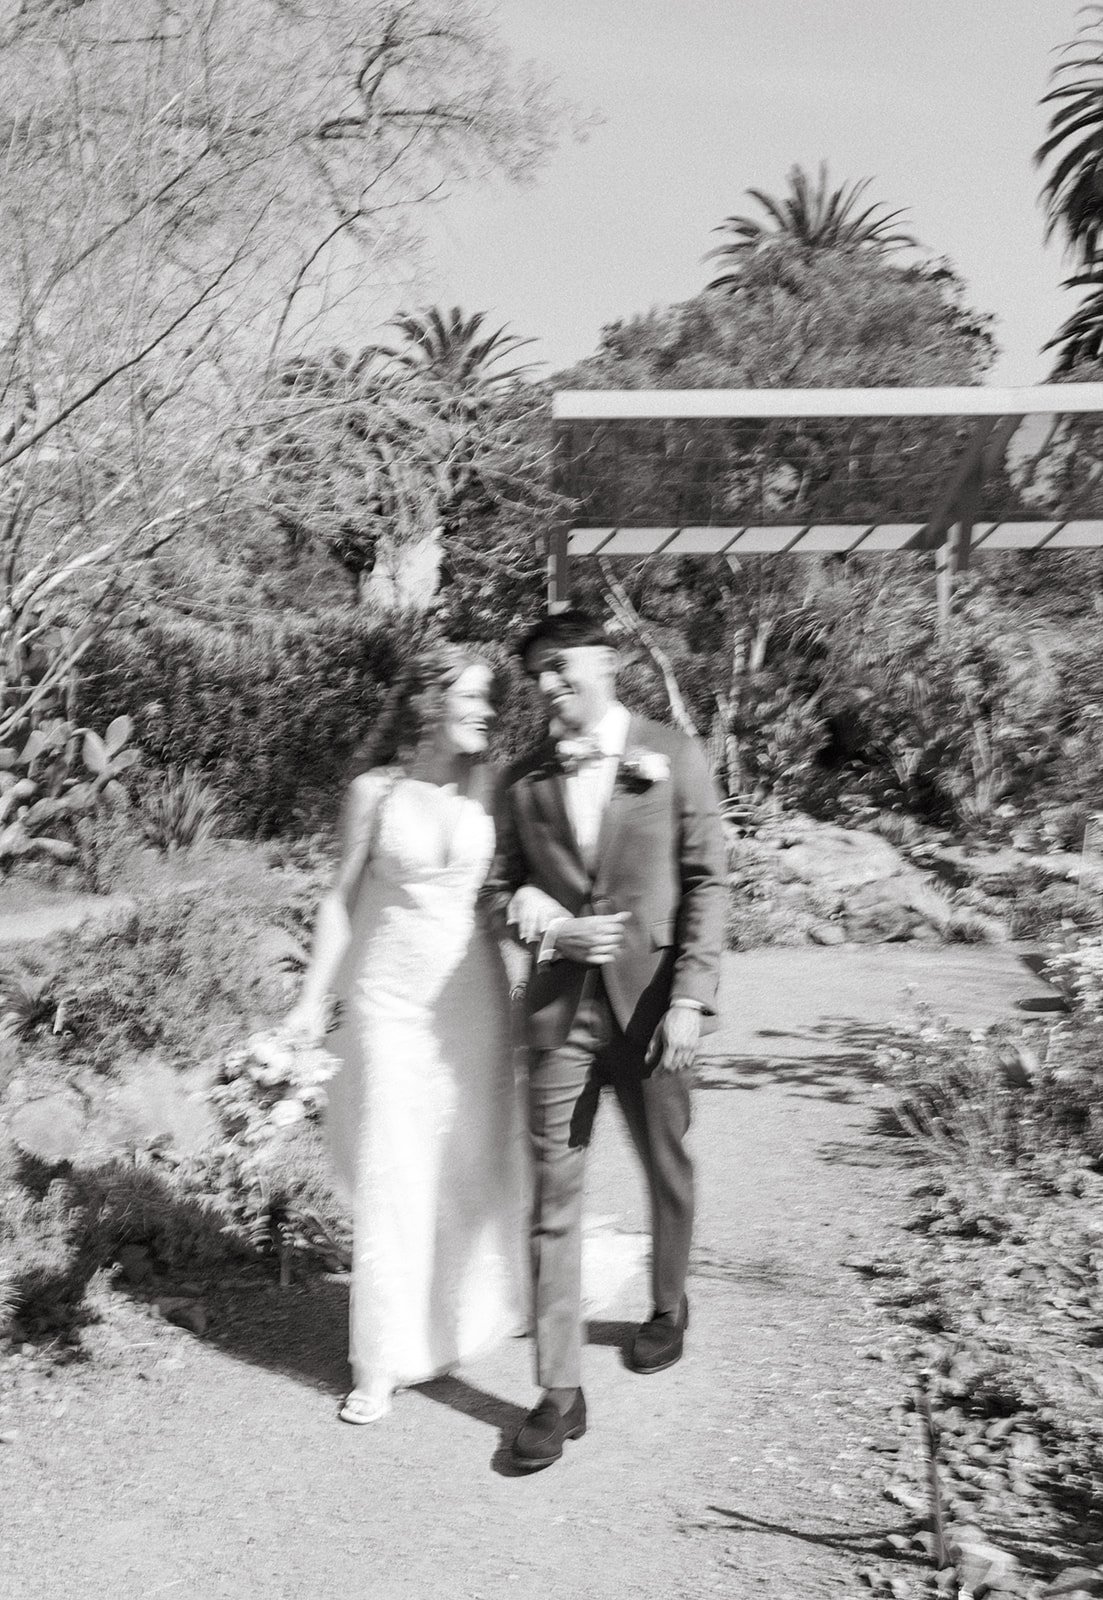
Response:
[562,701,631,871]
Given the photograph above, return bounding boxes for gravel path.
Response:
[1,946,1056,1600]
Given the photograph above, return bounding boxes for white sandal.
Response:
[339,1390,391,1425]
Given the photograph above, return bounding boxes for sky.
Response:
[404,0,1085,387]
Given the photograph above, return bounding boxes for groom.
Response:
[482,607,726,1471]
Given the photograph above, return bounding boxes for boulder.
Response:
[729,815,1008,948]
[771,824,906,893]
[1042,1571,1103,1599]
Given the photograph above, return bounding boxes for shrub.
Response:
[138,764,222,853]
[2,846,323,1077]
[0,1158,251,1341]
[878,1008,1103,1178]
[0,715,138,869]
[76,611,424,835]
[76,611,561,834]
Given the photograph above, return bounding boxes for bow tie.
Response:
[555,735,607,773]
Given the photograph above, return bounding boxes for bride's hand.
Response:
[282,996,328,1046]
[507,885,570,944]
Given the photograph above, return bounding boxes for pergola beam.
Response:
[546,384,1103,611]
[552,384,1103,420]
[561,520,1103,556]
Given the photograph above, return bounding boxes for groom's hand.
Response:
[507,885,570,944]
[646,1006,702,1074]
[553,912,631,965]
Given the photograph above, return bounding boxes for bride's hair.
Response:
[350,641,496,773]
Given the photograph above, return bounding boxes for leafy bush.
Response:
[870,996,1103,1567]
[138,764,222,853]
[1046,933,1103,1019]
[1,846,322,1077]
[879,1009,1103,1175]
[77,611,423,835]
[0,1031,345,1341]
[0,715,138,868]
[0,1157,251,1341]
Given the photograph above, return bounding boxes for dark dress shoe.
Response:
[510,1390,587,1470]
[629,1296,689,1373]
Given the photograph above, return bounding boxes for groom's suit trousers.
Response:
[527,976,694,1390]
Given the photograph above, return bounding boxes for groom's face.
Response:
[525,640,617,737]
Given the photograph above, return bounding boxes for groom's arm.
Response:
[479,770,529,940]
[670,735,727,1014]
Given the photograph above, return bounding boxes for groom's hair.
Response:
[518,607,610,665]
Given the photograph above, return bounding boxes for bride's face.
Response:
[437,663,494,756]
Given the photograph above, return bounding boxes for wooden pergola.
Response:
[548,384,1103,624]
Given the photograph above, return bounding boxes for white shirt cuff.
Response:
[537,918,569,965]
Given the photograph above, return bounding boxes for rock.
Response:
[1042,1571,1103,1598]
[884,1482,925,1513]
[1009,1432,1042,1462]
[9,1092,87,1166]
[730,814,1007,947]
[0,1429,17,1445]
[115,1245,154,1287]
[770,823,906,891]
[951,1532,1020,1595]
[154,1297,208,1337]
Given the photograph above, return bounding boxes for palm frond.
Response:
[382,305,537,388]
[1036,13,1103,259]
[1044,264,1103,371]
[703,162,918,290]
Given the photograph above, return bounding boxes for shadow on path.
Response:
[697,1018,902,1099]
[690,1504,925,1566]
[412,1373,531,1475]
[182,1282,637,1444]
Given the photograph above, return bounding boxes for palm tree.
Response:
[380,306,537,391]
[1037,9,1103,371]
[1045,263,1103,372]
[1037,7,1103,265]
[704,162,917,290]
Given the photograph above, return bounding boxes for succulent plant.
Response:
[0,714,138,866]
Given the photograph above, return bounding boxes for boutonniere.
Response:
[617,747,671,790]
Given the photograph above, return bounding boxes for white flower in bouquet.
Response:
[212,1028,340,1167]
[269,1098,306,1128]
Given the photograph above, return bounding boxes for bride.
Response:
[285,643,526,1423]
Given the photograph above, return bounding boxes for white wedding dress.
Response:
[325,772,527,1401]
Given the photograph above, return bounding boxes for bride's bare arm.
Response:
[285,774,384,1038]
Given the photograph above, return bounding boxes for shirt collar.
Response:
[592,702,631,759]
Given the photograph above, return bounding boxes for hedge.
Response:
[75,610,550,836]
[76,612,419,835]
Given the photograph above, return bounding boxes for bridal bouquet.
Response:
[210,1029,339,1172]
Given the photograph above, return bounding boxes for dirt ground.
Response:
[0,946,1057,1600]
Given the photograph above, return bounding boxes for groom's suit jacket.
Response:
[482,713,727,1053]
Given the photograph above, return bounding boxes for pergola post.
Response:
[547,524,570,611]
[548,422,575,611]
[935,536,960,640]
